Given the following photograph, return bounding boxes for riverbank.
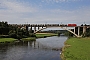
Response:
[0,38,17,43]
[61,37,90,60]
[0,33,58,43]
[22,33,58,41]
[22,37,36,41]
[36,33,58,38]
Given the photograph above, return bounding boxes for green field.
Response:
[22,37,36,41]
[36,33,58,38]
[0,38,16,43]
[61,37,90,60]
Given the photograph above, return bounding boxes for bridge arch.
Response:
[34,27,80,37]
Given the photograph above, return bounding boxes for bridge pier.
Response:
[78,27,80,37]
[34,27,36,33]
[42,26,43,28]
[26,26,29,32]
[74,27,76,34]
[83,26,86,34]
[38,26,39,30]
[77,26,87,37]
[30,26,32,30]
[82,26,86,36]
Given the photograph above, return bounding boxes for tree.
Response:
[0,21,9,35]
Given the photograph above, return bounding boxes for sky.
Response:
[0,0,90,25]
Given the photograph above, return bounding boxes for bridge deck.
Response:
[9,24,90,27]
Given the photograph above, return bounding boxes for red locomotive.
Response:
[67,24,77,27]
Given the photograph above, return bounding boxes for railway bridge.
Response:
[9,24,90,37]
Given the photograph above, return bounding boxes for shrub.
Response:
[9,33,17,39]
[29,33,36,37]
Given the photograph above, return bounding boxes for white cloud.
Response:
[0,0,38,23]
[42,0,83,3]
[0,0,90,25]
[0,0,37,13]
[29,7,90,24]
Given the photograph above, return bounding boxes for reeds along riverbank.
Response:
[61,37,90,60]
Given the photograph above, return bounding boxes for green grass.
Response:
[61,37,90,60]
[22,33,57,41]
[0,33,57,43]
[0,38,16,43]
[22,37,36,41]
[36,33,58,38]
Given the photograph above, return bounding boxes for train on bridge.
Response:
[9,24,77,27]
[60,24,77,27]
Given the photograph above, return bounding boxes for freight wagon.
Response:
[67,24,77,27]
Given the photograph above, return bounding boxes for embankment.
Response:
[61,37,90,60]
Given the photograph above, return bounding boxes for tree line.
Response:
[0,21,35,39]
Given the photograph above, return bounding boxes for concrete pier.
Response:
[78,27,80,36]
[83,26,86,34]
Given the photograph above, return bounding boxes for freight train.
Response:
[44,24,77,27]
[67,24,77,27]
[60,24,77,27]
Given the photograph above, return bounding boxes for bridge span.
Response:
[9,24,90,37]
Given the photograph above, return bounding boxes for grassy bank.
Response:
[0,38,16,43]
[36,33,58,38]
[61,37,90,60]
[22,33,58,41]
[0,33,58,43]
[22,37,36,41]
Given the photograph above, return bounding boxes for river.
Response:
[0,36,68,60]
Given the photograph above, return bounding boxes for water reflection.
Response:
[0,36,67,60]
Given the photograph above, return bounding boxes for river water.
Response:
[0,36,68,60]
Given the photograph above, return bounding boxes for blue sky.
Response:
[0,0,90,25]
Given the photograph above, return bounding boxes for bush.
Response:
[29,33,36,37]
[9,33,17,39]
[16,35,22,40]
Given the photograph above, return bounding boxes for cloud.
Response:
[0,0,38,23]
[42,0,83,3]
[0,0,37,13]
[0,0,90,25]
[30,7,90,24]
